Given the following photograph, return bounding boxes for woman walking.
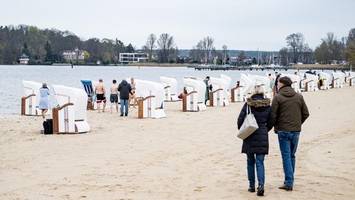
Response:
[38,83,50,119]
[237,84,273,196]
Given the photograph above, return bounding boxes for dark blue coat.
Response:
[237,94,272,154]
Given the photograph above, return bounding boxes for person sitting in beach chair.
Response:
[95,79,106,112]
[129,77,138,108]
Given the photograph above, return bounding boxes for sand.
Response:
[0,86,355,200]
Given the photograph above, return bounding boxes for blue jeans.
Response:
[120,99,129,115]
[247,153,265,187]
[277,131,300,187]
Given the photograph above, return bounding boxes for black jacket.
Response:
[271,86,309,132]
[237,94,272,154]
[118,80,132,100]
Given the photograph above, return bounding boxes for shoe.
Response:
[120,114,123,117]
[278,185,293,191]
[125,113,128,116]
[257,185,264,196]
[248,187,255,193]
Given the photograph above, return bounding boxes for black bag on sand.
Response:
[43,119,53,135]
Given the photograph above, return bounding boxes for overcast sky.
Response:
[1,0,355,51]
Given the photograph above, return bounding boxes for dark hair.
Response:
[99,79,103,82]
[206,76,210,79]
[113,79,117,84]
[279,76,292,86]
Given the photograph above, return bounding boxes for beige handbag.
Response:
[237,105,259,140]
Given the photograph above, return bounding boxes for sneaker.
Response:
[278,185,293,191]
[257,185,264,196]
[248,187,255,193]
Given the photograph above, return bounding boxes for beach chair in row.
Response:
[21,81,42,116]
[182,78,207,112]
[135,79,166,119]
[80,80,97,110]
[160,76,179,102]
[301,73,318,92]
[347,72,355,86]
[51,85,90,134]
[318,72,332,90]
[209,77,229,107]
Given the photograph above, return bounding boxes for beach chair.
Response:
[231,85,244,102]
[182,78,207,112]
[348,72,355,86]
[209,77,230,107]
[51,85,90,134]
[160,76,179,101]
[318,72,332,90]
[281,74,302,93]
[21,80,42,116]
[135,79,166,119]
[331,72,344,89]
[80,80,97,110]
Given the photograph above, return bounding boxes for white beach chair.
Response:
[135,79,166,119]
[280,74,302,93]
[209,77,230,107]
[182,78,207,112]
[331,72,345,88]
[21,80,43,116]
[318,72,332,90]
[52,85,90,134]
[160,76,179,101]
[348,72,355,86]
[300,73,318,92]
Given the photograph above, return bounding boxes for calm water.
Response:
[0,65,292,115]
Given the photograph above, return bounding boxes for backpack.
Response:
[42,119,53,135]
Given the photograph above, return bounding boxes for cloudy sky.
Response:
[1,0,355,50]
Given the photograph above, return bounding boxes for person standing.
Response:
[204,76,213,105]
[271,76,309,191]
[95,79,106,112]
[118,80,132,117]
[237,84,272,196]
[129,77,137,108]
[38,83,50,119]
[110,79,119,113]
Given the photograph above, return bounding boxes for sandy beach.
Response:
[1,86,355,200]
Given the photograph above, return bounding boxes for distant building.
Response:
[19,54,29,65]
[62,49,85,63]
[119,53,148,64]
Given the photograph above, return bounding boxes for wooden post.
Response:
[52,107,59,134]
[231,88,236,103]
[209,92,214,107]
[138,99,144,119]
[182,95,187,112]
[21,97,26,115]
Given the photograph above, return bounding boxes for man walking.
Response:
[271,76,309,191]
[118,79,132,117]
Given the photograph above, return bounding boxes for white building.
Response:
[62,49,85,62]
[19,54,29,65]
[119,53,148,64]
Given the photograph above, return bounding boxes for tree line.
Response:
[1,25,355,66]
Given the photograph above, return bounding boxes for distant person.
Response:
[268,74,274,91]
[237,84,273,197]
[273,72,281,95]
[95,79,106,112]
[235,81,241,89]
[129,77,137,108]
[110,79,119,113]
[118,80,133,117]
[178,87,188,99]
[38,83,50,119]
[204,76,213,104]
[271,76,309,191]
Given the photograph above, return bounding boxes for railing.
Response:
[209,88,223,107]
[52,103,74,134]
[231,86,243,102]
[182,91,197,112]
[137,95,155,119]
[21,94,36,115]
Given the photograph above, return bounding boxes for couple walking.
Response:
[237,76,310,196]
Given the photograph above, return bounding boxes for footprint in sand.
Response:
[194,186,206,192]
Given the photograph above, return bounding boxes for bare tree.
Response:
[143,33,156,62]
[286,33,305,63]
[157,33,176,63]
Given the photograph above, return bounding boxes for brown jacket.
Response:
[271,86,309,132]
